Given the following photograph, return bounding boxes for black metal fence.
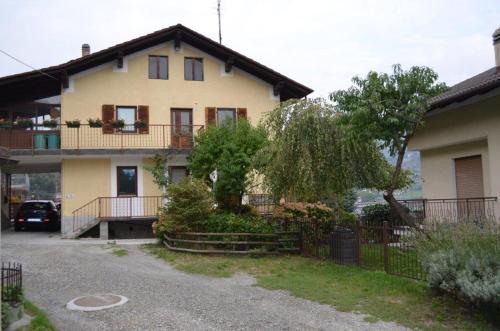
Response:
[277,218,426,280]
[1,262,23,302]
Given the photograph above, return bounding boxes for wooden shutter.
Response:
[102,104,115,134]
[237,108,247,121]
[205,107,216,127]
[138,105,149,134]
[455,155,484,198]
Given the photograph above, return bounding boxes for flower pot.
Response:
[47,133,60,149]
[33,134,46,150]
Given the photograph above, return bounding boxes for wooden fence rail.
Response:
[163,231,301,255]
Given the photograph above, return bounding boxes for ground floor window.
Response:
[117,166,138,196]
[217,108,236,126]
[170,166,188,184]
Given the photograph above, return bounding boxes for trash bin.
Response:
[47,133,60,149]
[331,228,358,265]
[33,134,46,149]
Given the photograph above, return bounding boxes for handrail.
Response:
[398,197,498,202]
[71,197,100,215]
[0,124,204,151]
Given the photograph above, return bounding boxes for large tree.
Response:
[330,64,447,227]
[256,98,391,204]
[189,119,267,211]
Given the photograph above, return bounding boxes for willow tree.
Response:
[330,65,447,227]
[255,98,392,204]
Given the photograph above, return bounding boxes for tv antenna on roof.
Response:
[217,0,222,44]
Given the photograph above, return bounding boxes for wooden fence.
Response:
[163,231,300,254]
[162,217,425,280]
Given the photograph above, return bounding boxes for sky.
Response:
[0,0,499,97]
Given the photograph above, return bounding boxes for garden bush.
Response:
[273,202,334,220]
[361,203,407,226]
[200,210,275,234]
[412,221,500,323]
[152,177,213,238]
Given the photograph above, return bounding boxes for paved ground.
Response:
[1,230,408,331]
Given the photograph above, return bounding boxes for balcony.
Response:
[0,124,203,154]
[399,197,498,223]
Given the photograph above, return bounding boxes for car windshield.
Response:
[20,202,51,211]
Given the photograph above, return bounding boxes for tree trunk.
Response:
[384,138,419,228]
[383,192,418,228]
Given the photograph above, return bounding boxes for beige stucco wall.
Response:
[61,157,163,217]
[409,94,500,218]
[61,158,111,216]
[59,41,280,214]
[419,140,490,198]
[143,157,163,197]
[61,41,279,129]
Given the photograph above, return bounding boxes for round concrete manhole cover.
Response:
[67,294,128,311]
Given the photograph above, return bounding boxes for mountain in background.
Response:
[357,151,422,203]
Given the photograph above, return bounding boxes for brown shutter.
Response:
[102,104,115,134]
[237,108,247,121]
[205,107,216,127]
[455,155,484,198]
[138,105,149,134]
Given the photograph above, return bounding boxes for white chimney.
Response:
[493,27,500,67]
[82,43,90,57]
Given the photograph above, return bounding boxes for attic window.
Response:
[148,56,168,80]
[184,58,203,81]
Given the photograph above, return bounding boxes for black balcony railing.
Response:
[399,197,498,223]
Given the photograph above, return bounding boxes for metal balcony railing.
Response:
[399,197,498,223]
[72,196,164,235]
[0,124,203,152]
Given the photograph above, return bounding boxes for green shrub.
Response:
[273,202,334,220]
[412,221,500,322]
[201,210,275,234]
[361,203,407,226]
[189,119,267,212]
[2,302,13,330]
[153,177,213,238]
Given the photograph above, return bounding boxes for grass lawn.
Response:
[143,243,494,331]
[19,298,56,331]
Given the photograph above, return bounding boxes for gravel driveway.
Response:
[1,230,407,331]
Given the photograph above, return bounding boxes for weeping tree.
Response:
[330,64,447,227]
[255,98,396,205]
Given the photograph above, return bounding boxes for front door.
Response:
[171,109,193,148]
[112,166,143,218]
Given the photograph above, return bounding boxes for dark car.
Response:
[14,200,60,231]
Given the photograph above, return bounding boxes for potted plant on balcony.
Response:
[66,120,81,128]
[0,119,12,128]
[14,118,34,129]
[88,118,103,128]
[173,129,193,148]
[134,120,148,129]
[111,119,125,130]
[43,119,58,128]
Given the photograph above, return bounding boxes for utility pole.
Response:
[217,0,222,44]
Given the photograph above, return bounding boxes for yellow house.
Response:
[408,27,500,222]
[0,24,312,238]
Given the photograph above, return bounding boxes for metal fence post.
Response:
[298,222,303,255]
[383,221,389,273]
[356,219,361,266]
